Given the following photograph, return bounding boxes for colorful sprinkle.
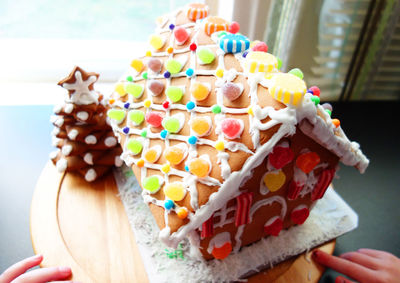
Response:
[247,107,254,116]
[109,98,115,104]
[145,50,152,57]
[125,83,144,99]
[242,51,248,58]
[174,26,189,45]
[189,157,210,178]
[288,68,304,79]
[197,47,215,65]
[211,104,222,114]
[137,159,145,168]
[166,86,184,102]
[186,68,194,77]
[128,110,145,126]
[189,43,197,51]
[252,41,268,52]
[169,23,175,30]
[164,144,187,165]
[332,119,340,128]
[215,68,224,78]
[228,21,240,34]
[160,130,168,139]
[140,130,147,137]
[147,58,163,73]
[215,140,225,151]
[115,83,126,96]
[188,136,198,145]
[222,82,243,101]
[296,152,320,173]
[161,163,171,173]
[149,34,165,50]
[130,59,144,72]
[107,109,125,123]
[164,182,186,201]
[190,82,210,101]
[142,72,148,79]
[310,95,320,105]
[309,86,320,97]
[167,46,174,54]
[145,111,163,127]
[221,118,244,139]
[185,165,189,172]
[186,101,196,110]
[143,176,162,193]
[164,71,171,78]
[123,102,130,109]
[162,101,170,109]
[219,34,250,54]
[177,207,188,219]
[123,127,130,134]
[126,138,143,155]
[148,80,164,96]
[164,200,175,210]
[126,76,133,82]
[191,116,212,137]
[144,99,151,108]
[263,170,286,192]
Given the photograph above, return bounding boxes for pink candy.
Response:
[147,58,162,73]
[222,82,242,101]
[174,26,189,45]
[228,21,240,34]
[252,41,268,52]
[221,118,244,139]
[148,80,164,96]
[145,112,163,127]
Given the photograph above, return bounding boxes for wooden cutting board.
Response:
[30,161,334,283]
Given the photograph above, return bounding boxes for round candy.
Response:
[140,130,147,137]
[125,83,144,99]
[174,26,189,45]
[107,109,126,124]
[162,101,170,109]
[219,34,250,54]
[332,118,340,128]
[122,127,130,134]
[186,68,194,77]
[288,68,304,79]
[167,47,173,54]
[164,199,175,210]
[162,116,182,133]
[188,136,198,145]
[215,140,225,151]
[164,182,186,201]
[144,99,151,108]
[322,103,333,111]
[211,104,221,114]
[212,242,232,260]
[163,71,171,78]
[222,82,243,101]
[144,146,161,163]
[189,157,210,178]
[160,130,168,139]
[147,58,163,73]
[204,16,229,35]
[145,50,152,57]
[252,41,268,52]
[114,83,126,96]
[187,3,209,21]
[142,72,148,79]
[128,110,145,126]
[177,207,188,219]
[161,163,171,173]
[269,73,307,107]
[164,144,187,165]
[149,34,165,50]
[126,138,143,155]
[191,116,212,137]
[186,101,195,110]
[130,59,143,72]
[228,21,240,34]
[215,68,224,78]
[124,102,130,109]
[143,176,162,193]
[263,170,286,192]
[145,111,163,127]
[166,86,184,102]
[148,80,164,96]
[221,118,244,139]
[169,23,175,30]
[137,159,145,167]
[197,48,215,65]
[189,43,197,51]
[310,95,320,105]
[309,86,320,97]
[296,152,320,173]
[190,82,210,101]
[245,51,278,74]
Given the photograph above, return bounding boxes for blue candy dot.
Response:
[164,199,175,210]
[186,101,195,110]
[186,68,194,77]
[169,24,175,30]
[188,136,197,145]
[184,165,189,172]
[164,71,171,79]
[122,127,130,134]
[242,51,248,58]
[160,130,168,139]
[124,102,130,109]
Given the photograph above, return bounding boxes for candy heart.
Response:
[222,82,243,101]
[190,82,210,101]
[143,175,163,193]
[268,146,294,169]
[189,156,211,178]
[164,143,188,165]
[144,145,162,163]
[147,58,163,73]
[264,216,283,236]
[166,86,184,102]
[296,152,320,173]
[148,80,164,96]
[128,110,145,126]
[221,118,244,139]
[263,170,286,192]
[191,116,212,137]
[107,109,125,124]
[165,56,187,74]
[126,138,143,155]
[197,47,215,64]
[162,113,184,133]
[145,111,163,127]
[291,206,310,225]
[174,26,189,45]
[164,182,186,201]
[125,83,144,98]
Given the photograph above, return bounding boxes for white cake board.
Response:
[114,166,358,283]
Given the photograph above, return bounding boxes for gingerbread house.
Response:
[106,3,369,260]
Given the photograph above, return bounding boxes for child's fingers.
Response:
[358,248,392,259]
[340,251,379,270]
[335,275,355,283]
[312,250,375,282]
[12,266,71,283]
[0,254,43,283]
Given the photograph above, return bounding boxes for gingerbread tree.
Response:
[50,66,122,182]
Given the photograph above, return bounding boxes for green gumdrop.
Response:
[129,110,145,125]
[125,83,144,98]
[197,48,215,64]
[126,138,143,155]
[310,96,320,105]
[211,105,221,114]
[166,86,183,102]
[107,109,126,122]
[143,176,160,193]
[277,57,282,69]
[166,59,182,74]
[163,117,180,133]
[288,68,304,79]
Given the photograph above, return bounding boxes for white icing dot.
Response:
[114,155,123,167]
[61,145,73,156]
[51,127,60,136]
[54,117,64,127]
[64,103,74,114]
[85,168,97,182]
[84,153,94,165]
[56,158,67,172]
[104,136,117,147]
[53,104,62,114]
[67,129,79,140]
[52,136,61,147]
[85,135,97,144]
[77,111,89,121]
[49,150,59,160]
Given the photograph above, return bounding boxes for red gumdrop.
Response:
[174,26,189,45]
[145,111,163,127]
[291,206,310,225]
[269,146,294,169]
[287,181,304,200]
[309,86,320,97]
[252,41,268,52]
[221,118,243,139]
[264,217,283,236]
[228,21,240,34]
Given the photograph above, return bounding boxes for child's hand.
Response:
[0,254,75,283]
[313,248,400,283]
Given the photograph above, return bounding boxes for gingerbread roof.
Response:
[107,4,369,248]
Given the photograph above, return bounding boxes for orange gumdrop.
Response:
[191,82,210,101]
[164,146,185,165]
[296,152,320,173]
[332,118,340,128]
[212,242,232,260]
[189,158,210,178]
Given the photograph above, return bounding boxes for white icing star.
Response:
[63,71,99,105]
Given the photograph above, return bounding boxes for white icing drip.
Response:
[85,135,97,144]
[105,136,117,147]
[64,103,74,114]
[85,168,97,182]
[207,232,231,254]
[61,144,73,156]
[67,129,78,140]
[77,111,89,121]
[63,71,99,105]
[84,153,93,165]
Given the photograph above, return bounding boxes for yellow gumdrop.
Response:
[161,163,171,173]
[189,158,210,178]
[191,117,211,136]
[130,59,143,72]
[164,146,185,165]
[215,140,225,151]
[191,82,210,101]
[263,170,286,192]
[164,182,186,201]
[149,34,164,50]
[115,83,126,96]
[144,149,157,163]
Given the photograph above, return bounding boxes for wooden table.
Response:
[31,161,335,283]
